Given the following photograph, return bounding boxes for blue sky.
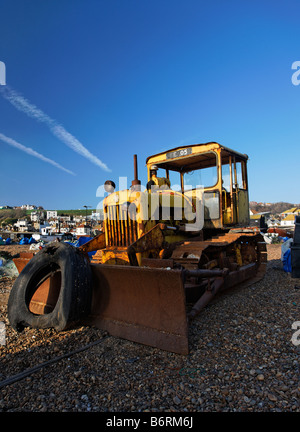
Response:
[0,0,300,210]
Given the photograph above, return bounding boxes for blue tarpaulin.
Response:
[74,237,96,257]
[19,237,29,245]
[75,236,93,247]
[283,249,292,273]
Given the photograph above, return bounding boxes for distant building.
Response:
[21,204,37,210]
[281,214,296,227]
[47,210,57,220]
[250,214,262,226]
[249,211,271,228]
[73,216,84,223]
[58,215,71,222]
[75,225,91,236]
[30,211,45,222]
[280,207,300,219]
[39,221,50,231]
[91,211,102,221]
[14,219,32,232]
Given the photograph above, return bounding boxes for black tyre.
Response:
[8,242,92,332]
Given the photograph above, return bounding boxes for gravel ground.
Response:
[0,244,299,413]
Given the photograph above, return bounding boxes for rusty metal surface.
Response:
[188,277,224,320]
[174,232,267,318]
[141,258,174,268]
[171,231,266,270]
[127,223,166,266]
[29,273,61,315]
[18,252,36,259]
[12,255,61,315]
[86,264,189,355]
[105,204,138,248]
[13,257,31,274]
[184,268,229,279]
[78,232,106,254]
[91,247,130,265]
[131,154,141,189]
[13,252,34,273]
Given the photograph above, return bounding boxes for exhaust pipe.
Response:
[131,154,141,190]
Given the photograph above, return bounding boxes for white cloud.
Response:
[0,85,111,172]
[0,132,76,175]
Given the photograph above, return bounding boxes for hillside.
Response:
[249,202,300,216]
[0,208,99,226]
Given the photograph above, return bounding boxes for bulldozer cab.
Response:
[146,142,250,229]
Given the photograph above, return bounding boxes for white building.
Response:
[73,216,84,223]
[14,219,31,232]
[75,225,91,236]
[47,210,57,220]
[91,211,102,221]
[30,211,45,222]
[21,204,37,210]
[281,215,296,227]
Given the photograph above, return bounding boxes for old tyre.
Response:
[8,242,92,332]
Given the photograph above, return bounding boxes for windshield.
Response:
[184,165,218,190]
[150,151,218,190]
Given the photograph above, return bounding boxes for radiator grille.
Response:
[105,205,138,247]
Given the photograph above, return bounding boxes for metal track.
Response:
[171,230,267,291]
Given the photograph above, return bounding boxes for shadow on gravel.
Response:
[0,323,107,387]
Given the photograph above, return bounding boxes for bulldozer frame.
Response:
[11,142,267,355]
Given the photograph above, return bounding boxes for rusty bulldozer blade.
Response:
[12,255,189,355]
[85,264,189,355]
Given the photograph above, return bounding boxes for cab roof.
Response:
[146,142,248,172]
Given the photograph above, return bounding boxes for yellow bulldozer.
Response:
[9,142,267,355]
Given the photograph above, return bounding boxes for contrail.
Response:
[0,132,76,176]
[0,85,111,172]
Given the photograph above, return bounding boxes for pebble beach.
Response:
[0,243,299,413]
